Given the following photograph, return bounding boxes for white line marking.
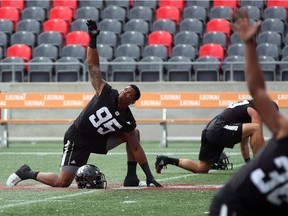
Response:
[156,163,244,182]
[122,200,137,204]
[0,190,97,209]
[0,164,245,209]
[0,152,241,156]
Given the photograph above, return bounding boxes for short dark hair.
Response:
[129,84,141,101]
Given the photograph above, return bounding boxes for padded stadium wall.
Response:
[0,82,286,143]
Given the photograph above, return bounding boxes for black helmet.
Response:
[75,164,107,189]
[211,152,233,170]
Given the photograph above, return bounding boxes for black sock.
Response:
[140,162,153,179]
[126,161,138,179]
[26,170,39,180]
[244,158,251,163]
[167,157,179,166]
[30,171,39,180]
[16,170,39,180]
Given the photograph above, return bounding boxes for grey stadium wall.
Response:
[0,82,287,145]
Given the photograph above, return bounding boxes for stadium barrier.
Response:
[0,60,279,82]
[0,91,287,148]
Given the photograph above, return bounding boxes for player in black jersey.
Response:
[6,20,161,188]
[155,99,267,174]
[209,10,288,215]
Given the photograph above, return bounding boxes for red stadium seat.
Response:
[159,0,184,11]
[267,0,288,8]
[7,44,32,61]
[207,19,231,37]
[1,0,24,10]
[148,30,173,55]
[213,0,238,9]
[43,19,69,36]
[49,6,74,23]
[66,31,90,48]
[0,7,20,30]
[53,0,78,12]
[156,6,181,24]
[199,43,224,61]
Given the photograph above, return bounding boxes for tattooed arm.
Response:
[86,20,105,96]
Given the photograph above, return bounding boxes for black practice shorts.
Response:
[199,117,242,163]
[60,124,118,169]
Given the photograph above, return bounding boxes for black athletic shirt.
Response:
[218,100,254,124]
[73,83,136,137]
[225,136,288,214]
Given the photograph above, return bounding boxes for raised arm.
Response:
[233,11,282,137]
[86,20,105,95]
[240,137,250,163]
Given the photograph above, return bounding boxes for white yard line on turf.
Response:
[0,152,241,156]
[0,164,245,209]
[0,190,97,209]
[157,163,244,182]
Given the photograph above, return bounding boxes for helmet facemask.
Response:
[75,164,107,189]
[211,152,233,170]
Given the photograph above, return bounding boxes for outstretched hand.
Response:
[232,10,261,43]
[86,19,100,37]
[147,177,162,187]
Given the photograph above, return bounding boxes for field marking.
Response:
[0,152,241,156]
[0,166,244,209]
[0,190,99,209]
[156,163,243,182]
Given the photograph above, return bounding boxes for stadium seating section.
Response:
[0,0,287,82]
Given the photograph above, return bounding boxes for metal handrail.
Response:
[0,60,285,82]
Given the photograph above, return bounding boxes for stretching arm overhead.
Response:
[86,20,105,96]
[233,10,284,138]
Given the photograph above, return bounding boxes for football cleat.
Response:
[6,164,31,188]
[155,155,168,174]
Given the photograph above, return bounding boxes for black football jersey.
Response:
[228,136,288,213]
[219,100,254,124]
[73,83,136,137]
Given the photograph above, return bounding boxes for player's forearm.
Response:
[244,40,266,96]
[87,47,99,68]
[87,47,104,92]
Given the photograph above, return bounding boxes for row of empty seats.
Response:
[1,17,288,60]
[2,0,288,10]
[3,52,288,83]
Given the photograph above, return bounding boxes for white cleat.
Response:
[6,164,31,188]
[6,173,22,188]
[138,180,147,187]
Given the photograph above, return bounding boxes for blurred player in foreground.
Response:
[209,11,288,215]
[6,20,161,188]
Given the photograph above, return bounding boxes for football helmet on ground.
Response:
[211,152,233,170]
[75,164,107,189]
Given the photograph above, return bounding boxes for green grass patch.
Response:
[0,142,244,216]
